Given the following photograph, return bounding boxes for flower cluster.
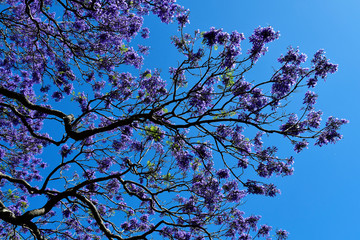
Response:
[189,84,214,115]
[279,114,306,136]
[191,174,222,211]
[193,142,212,160]
[139,69,167,104]
[272,47,309,98]
[248,26,280,62]
[169,67,187,87]
[303,91,318,106]
[294,139,309,153]
[202,28,229,47]
[312,49,338,79]
[246,180,281,197]
[315,117,349,146]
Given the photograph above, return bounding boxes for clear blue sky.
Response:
[140,0,359,239]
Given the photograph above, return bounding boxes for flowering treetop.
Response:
[0,0,347,239]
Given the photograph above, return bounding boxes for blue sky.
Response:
[140,0,359,239]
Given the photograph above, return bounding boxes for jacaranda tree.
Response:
[0,0,348,239]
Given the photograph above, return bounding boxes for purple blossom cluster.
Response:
[241,88,269,113]
[222,31,246,68]
[294,139,309,153]
[231,125,253,154]
[193,142,212,160]
[315,117,349,146]
[139,69,167,104]
[303,91,318,106]
[280,114,305,136]
[169,67,187,87]
[231,79,252,96]
[307,110,322,128]
[257,160,294,178]
[202,28,230,47]
[312,49,338,79]
[191,174,222,211]
[215,124,233,141]
[272,48,309,99]
[216,169,230,179]
[151,0,186,24]
[109,72,136,102]
[174,149,193,171]
[248,26,280,62]
[201,28,245,68]
[223,209,261,239]
[189,84,214,115]
[246,180,281,197]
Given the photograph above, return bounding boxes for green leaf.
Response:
[120,44,129,54]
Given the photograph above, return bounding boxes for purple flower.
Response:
[60,144,72,158]
[202,27,229,46]
[140,28,150,39]
[106,179,120,193]
[276,229,289,240]
[97,157,113,173]
[215,124,233,141]
[92,81,106,92]
[265,183,281,197]
[189,84,213,115]
[229,30,245,46]
[83,169,96,180]
[138,45,150,55]
[63,84,74,95]
[175,150,193,171]
[246,180,266,195]
[216,169,230,179]
[123,48,143,69]
[280,114,304,136]
[303,91,318,106]
[221,45,241,68]
[278,47,307,65]
[177,13,189,26]
[112,138,127,151]
[193,143,212,160]
[140,214,149,223]
[231,79,251,96]
[238,158,249,169]
[294,140,309,153]
[248,26,280,61]
[227,189,247,202]
[75,92,88,112]
[238,234,252,240]
[222,180,238,192]
[311,49,338,79]
[315,117,349,146]
[307,110,322,128]
[258,225,272,237]
[121,222,130,231]
[307,77,318,88]
[63,209,71,218]
[51,91,64,102]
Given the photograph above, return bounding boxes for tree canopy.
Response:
[0,0,347,239]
